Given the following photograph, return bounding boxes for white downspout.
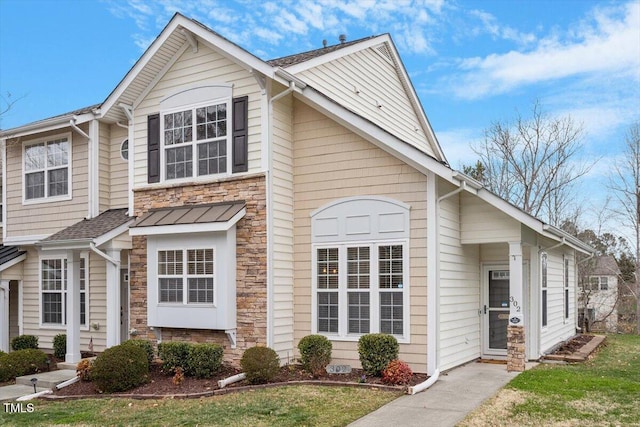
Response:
[70,117,98,219]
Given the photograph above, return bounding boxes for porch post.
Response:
[106,248,121,347]
[507,242,525,372]
[65,250,82,363]
[0,280,9,352]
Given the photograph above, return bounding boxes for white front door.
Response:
[483,265,510,357]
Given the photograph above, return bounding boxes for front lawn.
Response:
[0,385,401,426]
[460,334,640,426]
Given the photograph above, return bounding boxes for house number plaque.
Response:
[326,365,352,374]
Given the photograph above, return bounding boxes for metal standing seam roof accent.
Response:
[133,201,246,228]
[0,245,26,267]
[42,208,132,242]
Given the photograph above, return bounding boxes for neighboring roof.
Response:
[590,256,621,276]
[42,208,131,242]
[133,201,246,228]
[0,245,26,268]
[267,36,377,67]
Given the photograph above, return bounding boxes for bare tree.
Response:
[0,92,25,123]
[609,121,640,334]
[471,100,593,225]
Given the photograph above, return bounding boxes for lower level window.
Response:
[158,248,214,304]
[315,243,407,338]
[41,257,87,326]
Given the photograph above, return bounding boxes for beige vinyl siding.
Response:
[460,192,521,244]
[20,248,107,352]
[5,127,88,239]
[293,100,428,372]
[298,46,435,157]
[438,181,482,370]
[109,124,129,209]
[98,122,111,212]
[540,244,575,352]
[133,43,262,188]
[271,93,295,357]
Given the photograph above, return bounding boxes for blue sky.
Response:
[1,0,639,239]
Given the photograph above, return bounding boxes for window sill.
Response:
[23,194,72,206]
[316,333,410,345]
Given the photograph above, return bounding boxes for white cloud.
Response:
[451,1,640,99]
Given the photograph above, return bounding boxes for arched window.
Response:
[120,139,129,161]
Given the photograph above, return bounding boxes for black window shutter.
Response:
[147,113,160,183]
[232,96,249,173]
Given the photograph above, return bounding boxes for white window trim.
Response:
[155,245,216,308]
[540,252,548,329]
[38,252,89,331]
[22,133,73,205]
[563,255,570,322]
[159,98,232,184]
[311,240,410,343]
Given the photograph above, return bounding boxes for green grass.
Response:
[461,334,640,426]
[0,385,401,426]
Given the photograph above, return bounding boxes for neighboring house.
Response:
[579,256,621,332]
[0,13,593,374]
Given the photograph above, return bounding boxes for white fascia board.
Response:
[283,35,390,75]
[38,239,94,251]
[94,220,135,248]
[3,235,50,246]
[0,253,27,273]
[129,207,246,236]
[293,88,455,184]
[542,225,594,254]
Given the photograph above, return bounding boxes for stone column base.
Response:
[507,325,525,372]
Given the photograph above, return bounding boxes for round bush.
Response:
[240,346,280,384]
[0,349,48,381]
[92,344,149,393]
[53,334,66,360]
[382,359,413,385]
[358,333,399,376]
[298,334,332,377]
[158,341,190,375]
[122,339,155,365]
[187,343,224,379]
[11,335,39,351]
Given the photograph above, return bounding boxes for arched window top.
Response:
[311,196,410,243]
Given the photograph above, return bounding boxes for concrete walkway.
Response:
[350,362,520,427]
[0,370,76,402]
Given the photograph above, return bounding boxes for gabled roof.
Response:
[0,245,26,271]
[590,256,621,276]
[41,208,132,245]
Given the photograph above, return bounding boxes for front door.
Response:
[120,269,129,343]
[483,266,510,357]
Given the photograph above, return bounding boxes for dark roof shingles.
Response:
[267,36,377,67]
[43,208,131,242]
[0,245,26,267]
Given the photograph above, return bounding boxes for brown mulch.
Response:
[53,363,429,397]
[550,334,595,355]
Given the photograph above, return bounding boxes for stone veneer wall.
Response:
[507,325,526,372]
[130,175,267,364]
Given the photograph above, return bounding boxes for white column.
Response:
[66,250,81,363]
[106,248,121,347]
[0,280,9,352]
[508,242,524,325]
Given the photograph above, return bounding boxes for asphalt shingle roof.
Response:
[591,255,621,276]
[0,245,26,267]
[42,208,131,242]
[267,36,377,67]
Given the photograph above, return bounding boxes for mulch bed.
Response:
[51,363,429,398]
[550,334,595,355]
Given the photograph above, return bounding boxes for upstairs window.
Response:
[24,136,71,202]
[162,101,229,181]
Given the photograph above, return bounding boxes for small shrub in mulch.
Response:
[358,334,399,376]
[382,360,413,385]
[187,343,224,379]
[298,334,332,378]
[240,346,280,384]
[53,334,66,360]
[91,343,149,393]
[158,342,190,375]
[11,335,39,351]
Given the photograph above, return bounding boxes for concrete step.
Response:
[58,356,96,371]
[15,369,76,389]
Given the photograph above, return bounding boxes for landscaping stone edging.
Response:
[40,380,406,401]
[543,335,606,362]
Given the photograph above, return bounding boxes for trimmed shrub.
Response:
[298,334,332,377]
[382,360,413,385]
[240,346,280,384]
[53,334,66,360]
[122,339,155,365]
[92,344,149,393]
[358,333,399,376]
[0,349,48,381]
[11,335,39,351]
[187,343,224,379]
[158,341,190,375]
[76,359,93,381]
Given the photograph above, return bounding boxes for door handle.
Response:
[484,305,487,314]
